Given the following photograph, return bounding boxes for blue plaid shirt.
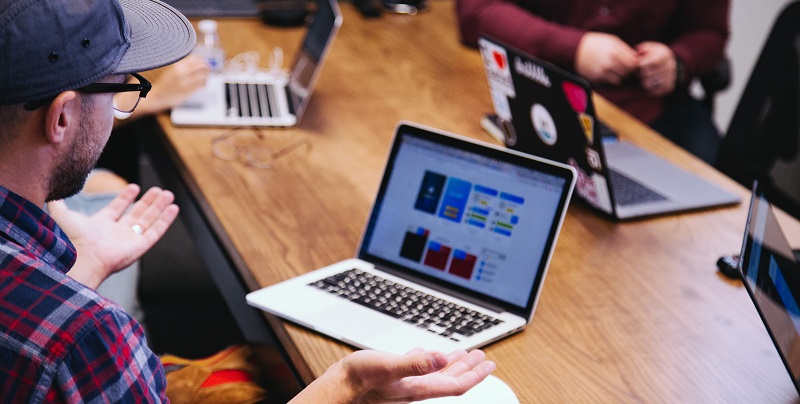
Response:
[0,186,167,403]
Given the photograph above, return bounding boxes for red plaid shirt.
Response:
[0,187,167,403]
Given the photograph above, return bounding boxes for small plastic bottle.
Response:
[196,19,226,72]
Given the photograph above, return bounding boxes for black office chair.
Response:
[698,57,731,113]
[716,0,800,219]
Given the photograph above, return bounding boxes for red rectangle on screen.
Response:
[448,250,477,279]
[423,241,451,271]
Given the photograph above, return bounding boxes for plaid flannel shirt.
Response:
[0,186,167,403]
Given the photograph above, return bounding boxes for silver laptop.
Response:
[170,0,342,127]
[247,122,576,354]
[478,36,739,220]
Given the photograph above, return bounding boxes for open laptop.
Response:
[246,122,576,354]
[478,36,739,220]
[170,0,342,127]
[740,181,800,393]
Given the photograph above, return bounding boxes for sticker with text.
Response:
[478,38,515,98]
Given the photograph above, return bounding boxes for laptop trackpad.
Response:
[303,304,445,353]
[305,305,403,341]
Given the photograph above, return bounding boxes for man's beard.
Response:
[46,107,106,202]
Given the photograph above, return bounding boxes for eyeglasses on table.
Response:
[211,126,311,169]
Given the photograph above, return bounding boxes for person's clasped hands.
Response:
[576,32,679,96]
[635,41,678,97]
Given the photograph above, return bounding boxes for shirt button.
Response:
[599,6,610,17]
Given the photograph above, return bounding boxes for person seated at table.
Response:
[0,0,495,401]
[455,0,730,165]
[50,57,210,322]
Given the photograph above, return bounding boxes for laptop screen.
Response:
[288,0,342,120]
[741,182,800,392]
[358,123,575,315]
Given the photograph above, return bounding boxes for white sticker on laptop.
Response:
[585,147,602,170]
[569,158,612,215]
[531,103,557,145]
[490,90,512,121]
[479,38,515,98]
[592,174,613,213]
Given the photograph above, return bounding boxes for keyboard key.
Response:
[225,82,278,118]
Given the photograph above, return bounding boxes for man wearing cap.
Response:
[0,0,495,402]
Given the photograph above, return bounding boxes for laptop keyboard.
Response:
[309,268,504,341]
[608,169,669,206]
[225,82,281,119]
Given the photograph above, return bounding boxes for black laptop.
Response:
[478,36,739,220]
[740,181,800,393]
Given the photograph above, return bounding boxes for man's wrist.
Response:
[288,360,359,404]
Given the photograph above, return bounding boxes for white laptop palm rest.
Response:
[247,122,576,354]
[170,0,342,127]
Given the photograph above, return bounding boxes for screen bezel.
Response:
[739,181,800,393]
[287,0,343,120]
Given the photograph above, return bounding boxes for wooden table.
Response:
[147,1,799,401]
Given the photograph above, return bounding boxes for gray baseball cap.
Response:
[0,0,196,105]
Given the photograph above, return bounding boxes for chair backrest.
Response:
[716,0,800,219]
[698,57,731,112]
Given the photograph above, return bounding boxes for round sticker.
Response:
[500,118,517,146]
[531,103,557,146]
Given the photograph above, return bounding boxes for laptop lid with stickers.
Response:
[478,35,739,220]
[478,36,616,216]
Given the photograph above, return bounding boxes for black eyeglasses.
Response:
[23,73,151,113]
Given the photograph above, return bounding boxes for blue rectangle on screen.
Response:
[471,207,490,216]
[493,227,512,237]
[467,220,485,228]
[474,185,498,196]
[438,177,472,222]
[500,192,525,204]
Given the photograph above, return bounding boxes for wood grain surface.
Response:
[151,2,799,401]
